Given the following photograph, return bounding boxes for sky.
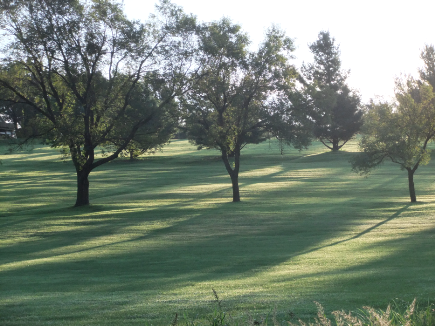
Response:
[123,0,435,102]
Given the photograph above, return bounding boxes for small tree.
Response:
[351,78,435,202]
[0,0,198,206]
[184,20,309,202]
[303,31,363,151]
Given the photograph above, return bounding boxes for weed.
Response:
[287,299,435,326]
[208,289,227,326]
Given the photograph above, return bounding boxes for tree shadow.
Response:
[294,204,411,257]
[2,142,435,324]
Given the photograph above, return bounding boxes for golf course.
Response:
[1,139,435,325]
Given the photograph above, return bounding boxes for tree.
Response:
[351,78,435,202]
[104,80,179,161]
[0,0,198,206]
[0,65,39,139]
[184,20,309,202]
[303,31,363,151]
[420,44,435,89]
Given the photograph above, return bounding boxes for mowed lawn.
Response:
[1,139,435,325]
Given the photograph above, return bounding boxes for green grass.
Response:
[1,139,435,325]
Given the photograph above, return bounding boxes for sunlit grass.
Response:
[1,139,435,325]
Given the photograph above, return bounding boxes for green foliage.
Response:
[352,80,435,175]
[304,31,346,88]
[419,44,435,90]
[184,21,303,153]
[302,31,362,151]
[104,76,179,160]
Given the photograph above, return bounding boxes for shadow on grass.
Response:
[309,222,435,314]
[0,199,413,285]
[2,142,435,324]
[0,198,427,325]
[298,204,411,255]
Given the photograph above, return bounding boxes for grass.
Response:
[1,139,435,325]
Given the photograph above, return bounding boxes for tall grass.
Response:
[170,292,435,326]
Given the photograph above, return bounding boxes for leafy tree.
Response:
[351,78,435,202]
[303,31,363,151]
[104,80,179,161]
[0,65,38,139]
[184,20,309,202]
[0,0,198,206]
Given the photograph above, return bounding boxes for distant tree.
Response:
[420,44,435,90]
[303,31,363,151]
[105,80,179,161]
[184,19,310,202]
[351,78,435,202]
[0,102,39,140]
[0,0,198,206]
[120,123,175,161]
[0,65,37,138]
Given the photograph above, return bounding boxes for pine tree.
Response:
[303,31,362,151]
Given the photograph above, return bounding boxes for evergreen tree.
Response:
[303,31,363,151]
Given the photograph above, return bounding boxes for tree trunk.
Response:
[332,137,339,151]
[407,168,417,203]
[221,148,241,202]
[230,173,240,202]
[75,169,90,207]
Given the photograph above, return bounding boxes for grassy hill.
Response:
[1,139,435,325]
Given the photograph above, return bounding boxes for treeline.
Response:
[0,0,431,206]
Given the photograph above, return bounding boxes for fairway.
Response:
[1,140,435,325]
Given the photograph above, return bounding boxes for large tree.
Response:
[0,0,198,206]
[303,31,363,151]
[184,20,310,202]
[351,78,435,202]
